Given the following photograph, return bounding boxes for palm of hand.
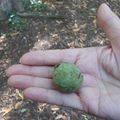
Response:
[76,46,120,119]
[7,4,120,120]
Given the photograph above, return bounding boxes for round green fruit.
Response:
[53,63,83,93]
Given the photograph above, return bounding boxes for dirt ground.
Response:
[0,0,120,120]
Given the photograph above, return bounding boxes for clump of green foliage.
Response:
[8,0,48,32]
[23,0,48,12]
[8,13,28,32]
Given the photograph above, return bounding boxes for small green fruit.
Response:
[53,63,83,93]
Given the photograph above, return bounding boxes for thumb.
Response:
[97,3,120,60]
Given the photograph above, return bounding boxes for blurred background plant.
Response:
[7,0,48,32]
[8,14,28,32]
[23,0,48,12]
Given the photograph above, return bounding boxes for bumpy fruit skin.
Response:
[53,63,83,93]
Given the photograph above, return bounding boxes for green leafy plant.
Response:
[8,0,48,32]
[8,13,28,31]
[22,0,48,12]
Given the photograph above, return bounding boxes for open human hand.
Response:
[7,4,120,120]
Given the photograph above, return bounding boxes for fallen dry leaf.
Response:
[55,114,68,120]
[1,107,13,117]
[16,89,24,100]
[73,28,80,32]
[15,101,23,109]
[51,105,60,111]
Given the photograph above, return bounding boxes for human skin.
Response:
[7,3,120,120]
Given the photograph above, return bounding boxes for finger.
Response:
[97,3,120,59]
[8,75,54,89]
[24,87,83,109]
[20,49,79,65]
[7,74,95,90]
[6,64,54,78]
[19,48,100,75]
